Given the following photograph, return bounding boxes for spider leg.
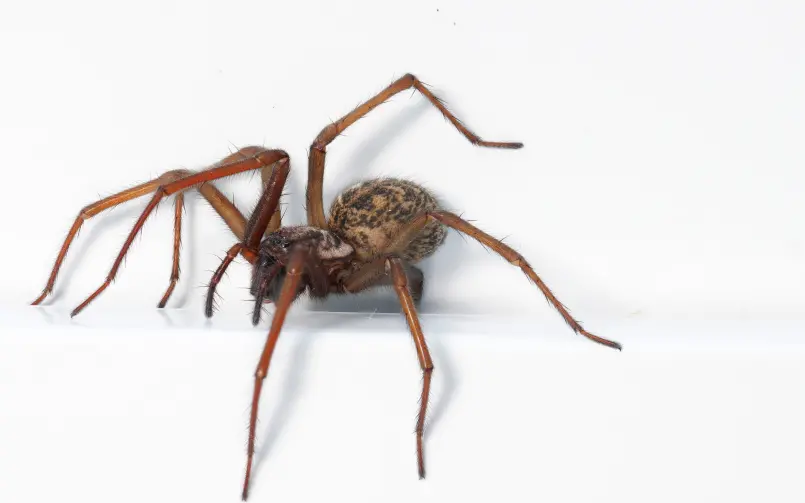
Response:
[205,243,243,318]
[206,157,291,318]
[387,257,433,479]
[68,148,289,317]
[242,245,310,501]
[157,192,184,308]
[30,147,270,306]
[389,211,622,350]
[306,73,523,228]
[32,170,186,306]
[343,256,424,303]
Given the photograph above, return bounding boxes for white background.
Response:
[1,1,804,502]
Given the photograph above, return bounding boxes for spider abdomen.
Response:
[328,178,447,262]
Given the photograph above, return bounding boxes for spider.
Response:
[31,73,622,500]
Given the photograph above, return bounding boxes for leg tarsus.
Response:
[416,365,433,479]
[157,277,178,309]
[205,243,244,318]
[157,193,184,309]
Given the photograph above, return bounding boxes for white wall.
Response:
[1,0,802,319]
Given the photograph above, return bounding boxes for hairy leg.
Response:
[387,257,433,478]
[204,243,243,318]
[205,156,292,317]
[387,211,622,350]
[157,192,184,308]
[306,73,523,228]
[68,148,289,317]
[31,146,278,306]
[241,245,310,500]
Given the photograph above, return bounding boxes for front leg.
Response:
[242,245,311,500]
[386,257,434,478]
[205,157,291,318]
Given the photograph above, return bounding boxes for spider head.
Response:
[250,225,354,325]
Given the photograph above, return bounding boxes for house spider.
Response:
[31,73,622,499]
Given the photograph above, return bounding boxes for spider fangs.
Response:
[248,225,355,325]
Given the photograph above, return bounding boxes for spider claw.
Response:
[31,292,48,306]
[580,329,622,351]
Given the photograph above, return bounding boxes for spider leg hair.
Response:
[67,148,288,317]
[242,244,311,500]
[391,211,622,351]
[306,73,523,228]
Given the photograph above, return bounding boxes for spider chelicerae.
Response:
[31,73,621,500]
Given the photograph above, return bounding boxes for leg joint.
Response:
[312,123,338,150]
[509,254,527,268]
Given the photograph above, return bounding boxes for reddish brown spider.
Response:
[31,73,621,500]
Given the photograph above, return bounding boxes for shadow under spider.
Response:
[249,315,334,485]
[249,313,459,485]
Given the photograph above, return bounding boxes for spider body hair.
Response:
[249,178,442,320]
[329,177,447,262]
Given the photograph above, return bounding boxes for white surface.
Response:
[2,307,805,503]
[1,1,804,502]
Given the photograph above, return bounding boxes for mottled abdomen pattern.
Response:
[328,178,447,262]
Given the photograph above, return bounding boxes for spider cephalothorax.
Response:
[250,225,354,323]
[31,73,621,501]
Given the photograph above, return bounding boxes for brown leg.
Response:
[68,148,290,317]
[204,243,243,318]
[388,211,622,350]
[206,156,291,318]
[243,158,289,249]
[242,246,308,501]
[31,172,182,306]
[387,257,433,478]
[343,256,424,302]
[157,193,184,308]
[306,73,524,228]
[260,159,283,235]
